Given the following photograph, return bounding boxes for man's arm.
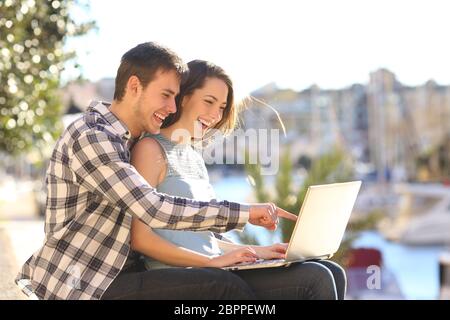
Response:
[69,128,248,233]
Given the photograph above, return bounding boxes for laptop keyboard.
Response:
[234,258,286,267]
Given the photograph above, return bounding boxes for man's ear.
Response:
[126,76,142,97]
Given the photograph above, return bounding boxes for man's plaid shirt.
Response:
[15,101,249,300]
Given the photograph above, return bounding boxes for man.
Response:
[15,42,296,300]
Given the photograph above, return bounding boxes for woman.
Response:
[129,60,346,299]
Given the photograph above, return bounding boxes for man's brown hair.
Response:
[113,42,186,101]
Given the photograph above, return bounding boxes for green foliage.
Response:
[331,209,383,266]
[244,151,271,202]
[415,135,450,181]
[275,148,295,212]
[282,147,355,244]
[240,151,273,245]
[0,0,95,157]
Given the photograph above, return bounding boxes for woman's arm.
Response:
[130,138,257,268]
[131,218,258,267]
[130,137,167,189]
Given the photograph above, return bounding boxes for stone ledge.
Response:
[0,229,27,300]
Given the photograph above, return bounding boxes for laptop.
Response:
[223,181,362,271]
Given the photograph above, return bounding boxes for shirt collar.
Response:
[87,100,132,141]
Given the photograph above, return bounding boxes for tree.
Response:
[0,0,95,159]
[415,134,450,182]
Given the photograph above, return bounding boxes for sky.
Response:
[67,0,450,99]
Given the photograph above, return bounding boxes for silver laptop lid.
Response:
[286,181,362,261]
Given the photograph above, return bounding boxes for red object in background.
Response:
[347,248,382,268]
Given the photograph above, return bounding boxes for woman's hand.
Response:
[253,243,288,260]
[207,247,258,268]
[206,243,288,268]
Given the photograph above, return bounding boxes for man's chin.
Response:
[147,119,162,134]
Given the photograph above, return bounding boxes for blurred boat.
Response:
[379,183,450,246]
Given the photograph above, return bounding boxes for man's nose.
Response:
[167,98,177,113]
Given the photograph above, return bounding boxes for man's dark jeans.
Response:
[101,259,346,300]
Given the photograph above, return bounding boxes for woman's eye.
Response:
[204,100,213,104]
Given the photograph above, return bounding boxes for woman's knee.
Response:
[318,260,347,282]
[314,260,347,299]
[291,262,337,299]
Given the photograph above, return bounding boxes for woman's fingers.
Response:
[232,250,257,264]
[241,247,258,258]
[262,252,285,260]
[229,247,257,259]
[273,244,288,252]
[224,245,290,266]
[237,255,257,263]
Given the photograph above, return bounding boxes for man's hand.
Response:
[248,203,297,230]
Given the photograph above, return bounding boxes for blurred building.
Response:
[367,69,450,183]
[243,81,369,168]
[61,78,115,113]
[60,71,450,181]
[243,69,450,181]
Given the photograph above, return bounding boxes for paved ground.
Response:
[0,220,45,300]
[0,179,46,299]
[0,227,24,299]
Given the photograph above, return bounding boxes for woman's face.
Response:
[179,77,228,138]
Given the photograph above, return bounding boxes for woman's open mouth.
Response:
[198,118,211,130]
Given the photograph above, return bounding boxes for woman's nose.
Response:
[211,110,221,122]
